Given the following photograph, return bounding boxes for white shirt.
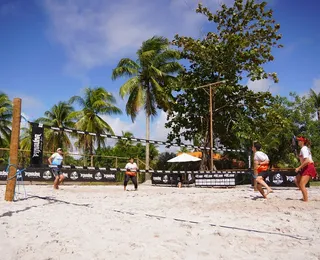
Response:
[125,162,138,171]
[254,151,269,163]
[50,152,63,166]
[300,146,313,162]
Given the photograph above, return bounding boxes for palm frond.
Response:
[112,58,139,80]
[69,95,85,107]
[159,62,184,74]
[126,85,145,122]
[119,77,140,98]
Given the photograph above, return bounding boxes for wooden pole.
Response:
[209,86,213,171]
[145,115,150,180]
[5,98,22,202]
[196,80,225,171]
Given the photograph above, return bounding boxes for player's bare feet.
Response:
[266,189,273,196]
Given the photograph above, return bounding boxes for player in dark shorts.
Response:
[252,142,274,198]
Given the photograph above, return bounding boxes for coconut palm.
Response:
[20,126,32,151]
[0,92,12,147]
[309,88,320,121]
[112,36,183,175]
[69,87,122,155]
[116,131,134,148]
[36,101,75,152]
[19,126,32,166]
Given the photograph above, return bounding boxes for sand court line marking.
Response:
[0,202,52,218]
[0,194,92,218]
[27,194,92,208]
[112,209,311,241]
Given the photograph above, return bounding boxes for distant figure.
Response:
[177,174,183,188]
[295,136,317,202]
[48,148,64,190]
[252,142,273,198]
[124,157,138,191]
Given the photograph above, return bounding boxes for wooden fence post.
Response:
[5,98,21,202]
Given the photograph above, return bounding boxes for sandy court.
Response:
[0,183,320,260]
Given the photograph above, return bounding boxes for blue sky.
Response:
[0,0,320,143]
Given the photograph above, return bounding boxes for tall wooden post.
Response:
[145,115,150,180]
[195,80,225,172]
[209,86,214,171]
[5,98,22,202]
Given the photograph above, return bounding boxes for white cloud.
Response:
[5,92,46,121]
[247,79,279,94]
[101,110,192,153]
[42,0,224,74]
[150,111,171,142]
[299,77,320,98]
[102,115,141,137]
[102,111,169,142]
[312,78,320,94]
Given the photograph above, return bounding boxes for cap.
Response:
[57,148,63,152]
[296,136,307,142]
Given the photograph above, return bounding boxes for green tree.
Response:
[131,143,159,169]
[36,101,75,152]
[69,87,122,157]
[239,93,320,168]
[155,152,177,170]
[166,0,282,170]
[19,126,32,167]
[94,146,118,168]
[285,92,320,165]
[309,88,320,121]
[116,131,134,148]
[0,92,12,148]
[112,36,183,177]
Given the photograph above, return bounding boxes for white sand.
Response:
[0,183,320,260]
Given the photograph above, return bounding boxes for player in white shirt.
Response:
[124,157,139,191]
[252,142,274,198]
[295,136,317,202]
[48,148,65,190]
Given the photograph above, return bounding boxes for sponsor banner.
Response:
[0,170,8,178]
[194,172,236,187]
[264,170,309,187]
[30,123,44,166]
[151,173,195,186]
[0,166,116,182]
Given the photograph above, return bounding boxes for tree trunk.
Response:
[317,109,320,121]
[199,128,210,170]
[90,137,94,167]
[145,114,150,180]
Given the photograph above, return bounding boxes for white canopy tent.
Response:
[167,153,201,186]
[167,153,201,163]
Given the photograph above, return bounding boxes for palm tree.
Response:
[112,36,183,176]
[19,126,32,167]
[69,87,122,156]
[309,88,320,121]
[116,131,134,148]
[0,92,12,148]
[36,101,75,152]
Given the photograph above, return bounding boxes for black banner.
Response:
[30,123,44,166]
[264,170,309,187]
[151,173,195,186]
[0,166,116,182]
[194,173,236,187]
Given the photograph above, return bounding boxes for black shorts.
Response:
[51,167,62,177]
[252,171,269,179]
